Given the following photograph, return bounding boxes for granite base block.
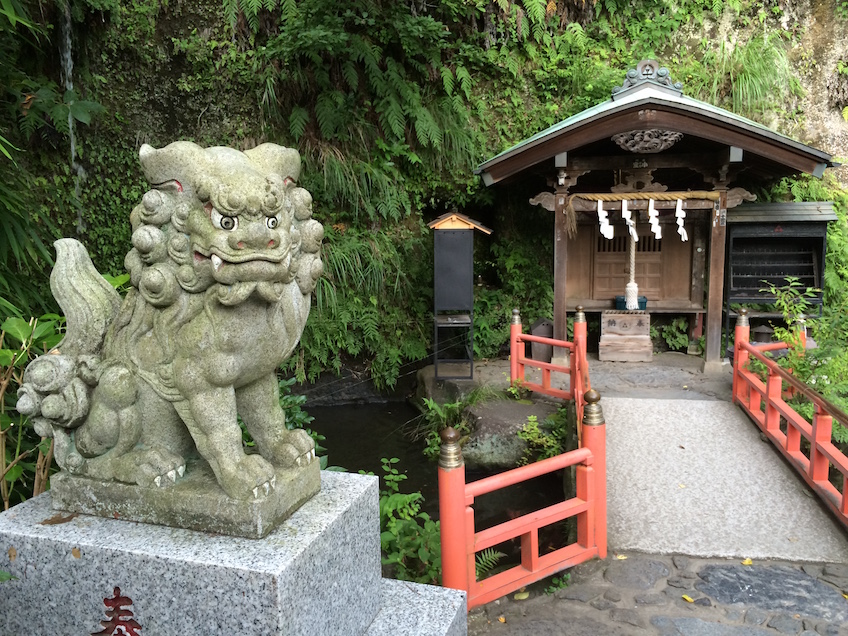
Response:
[366,579,467,636]
[0,471,380,636]
[49,458,320,538]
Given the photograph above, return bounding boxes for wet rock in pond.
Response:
[462,400,560,469]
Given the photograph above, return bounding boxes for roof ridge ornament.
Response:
[611,129,684,153]
[612,60,683,100]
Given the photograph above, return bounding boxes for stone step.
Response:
[366,579,466,636]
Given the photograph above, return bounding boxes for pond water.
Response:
[309,402,439,512]
[308,401,565,531]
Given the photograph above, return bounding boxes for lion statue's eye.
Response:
[211,208,238,231]
[266,216,279,230]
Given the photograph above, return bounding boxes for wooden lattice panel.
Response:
[593,233,662,299]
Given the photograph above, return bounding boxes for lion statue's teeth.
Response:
[211,254,223,271]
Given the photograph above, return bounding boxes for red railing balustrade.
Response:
[439,307,605,609]
[509,307,591,425]
[732,309,848,528]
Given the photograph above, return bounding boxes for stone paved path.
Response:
[467,553,848,635]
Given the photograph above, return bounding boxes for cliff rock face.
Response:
[797,0,848,182]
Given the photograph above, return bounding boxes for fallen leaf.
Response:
[741,558,753,566]
[679,445,685,449]
[683,385,688,389]
[7,547,16,562]
[678,484,686,489]
[842,593,848,600]
[615,554,628,560]
[498,616,506,623]
[682,594,694,603]
[38,512,78,526]
[71,547,81,559]
[514,591,530,600]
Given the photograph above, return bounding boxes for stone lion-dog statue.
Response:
[17,142,324,516]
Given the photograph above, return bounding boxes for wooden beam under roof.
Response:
[562,149,742,172]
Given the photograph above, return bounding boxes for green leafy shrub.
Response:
[378,457,441,584]
[517,407,573,465]
[660,317,689,352]
[0,313,65,510]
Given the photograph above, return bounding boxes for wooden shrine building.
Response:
[476,60,836,370]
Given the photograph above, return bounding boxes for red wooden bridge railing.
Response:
[439,307,605,609]
[510,306,591,425]
[732,308,848,528]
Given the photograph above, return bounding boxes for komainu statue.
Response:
[17,142,324,535]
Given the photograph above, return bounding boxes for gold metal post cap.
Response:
[582,389,605,426]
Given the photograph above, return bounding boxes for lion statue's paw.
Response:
[260,428,315,469]
[220,453,278,501]
[109,447,187,488]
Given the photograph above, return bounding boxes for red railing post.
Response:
[510,308,523,386]
[732,308,750,404]
[765,371,781,434]
[438,427,468,596]
[572,306,587,422]
[810,404,832,483]
[575,464,594,549]
[797,315,808,350]
[581,389,607,559]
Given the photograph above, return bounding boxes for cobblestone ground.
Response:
[467,554,848,635]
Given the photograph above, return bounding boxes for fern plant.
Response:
[475,548,507,579]
[230,0,478,223]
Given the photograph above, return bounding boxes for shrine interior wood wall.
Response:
[565,212,708,313]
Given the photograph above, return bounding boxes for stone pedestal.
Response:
[0,471,466,636]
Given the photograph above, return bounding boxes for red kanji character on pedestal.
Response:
[91,587,142,636]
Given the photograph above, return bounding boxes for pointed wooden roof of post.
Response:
[476,60,835,186]
[428,212,493,234]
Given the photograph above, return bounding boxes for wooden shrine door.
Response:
[593,229,662,300]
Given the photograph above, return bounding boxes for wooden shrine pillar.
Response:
[553,188,569,344]
[703,190,727,371]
